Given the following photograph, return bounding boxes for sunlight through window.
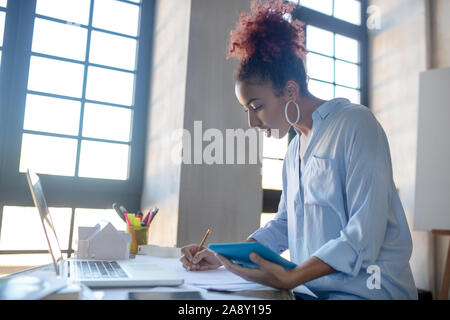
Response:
[19,0,141,180]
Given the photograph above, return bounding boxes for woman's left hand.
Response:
[215,252,297,290]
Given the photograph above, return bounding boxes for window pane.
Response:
[306,25,333,57]
[89,30,137,70]
[0,206,72,251]
[335,60,359,88]
[35,0,91,25]
[263,134,288,159]
[0,0,7,8]
[300,0,332,15]
[73,208,126,253]
[335,34,359,63]
[19,133,78,176]
[27,56,85,98]
[306,53,334,83]
[32,18,87,61]
[82,103,132,142]
[260,213,276,228]
[308,79,334,100]
[0,11,5,47]
[334,0,361,25]
[23,94,81,136]
[93,0,140,37]
[86,66,135,106]
[262,158,283,190]
[78,140,129,180]
[335,85,360,104]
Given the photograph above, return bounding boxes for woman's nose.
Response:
[248,110,260,128]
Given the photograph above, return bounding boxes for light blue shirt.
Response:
[249,98,417,300]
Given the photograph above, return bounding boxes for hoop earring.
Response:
[284,100,300,125]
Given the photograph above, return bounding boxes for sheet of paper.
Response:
[144,256,317,298]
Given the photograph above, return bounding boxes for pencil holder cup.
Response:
[126,225,149,254]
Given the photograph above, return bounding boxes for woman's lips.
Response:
[257,127,272,137]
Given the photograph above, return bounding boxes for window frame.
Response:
[0,0,155,259]
[0,0,154,211]
[263,0,369,213]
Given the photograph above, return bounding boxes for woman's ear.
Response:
[283,80,299,101]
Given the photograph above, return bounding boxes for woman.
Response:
[180,0,417,300]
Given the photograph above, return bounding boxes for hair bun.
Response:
[227,0,307,63]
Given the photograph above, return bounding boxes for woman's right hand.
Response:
[180,244,222,271]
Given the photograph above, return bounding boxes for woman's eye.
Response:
[243,105,263,112]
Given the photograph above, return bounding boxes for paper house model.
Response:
[76,221,131,260]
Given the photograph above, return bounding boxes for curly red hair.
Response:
[227,0,307,63]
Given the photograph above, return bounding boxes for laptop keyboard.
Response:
[69,260,129,279]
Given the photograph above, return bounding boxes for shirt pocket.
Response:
[303,155,339,207]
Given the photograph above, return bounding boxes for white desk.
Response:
[1,254,295,300]
[91,254,295,300]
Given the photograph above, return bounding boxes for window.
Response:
[262,134,288,190]
[300,0,362,25]
[0,0,153,273]
[0,0,6,66]
[24,0,139,179]
[262,0,368,219]
[306,24,361,104]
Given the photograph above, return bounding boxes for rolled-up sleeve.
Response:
[248,191,289,254]
[312,110,391,277]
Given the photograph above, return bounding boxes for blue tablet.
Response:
[208,242,297,270]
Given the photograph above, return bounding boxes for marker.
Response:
[124,213,138,251]
[124,212,132,226]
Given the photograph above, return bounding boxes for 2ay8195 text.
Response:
[221,304,271,315]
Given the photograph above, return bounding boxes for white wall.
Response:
[369,0,450,298]
[429,0,450,300]
[141,0,192,246]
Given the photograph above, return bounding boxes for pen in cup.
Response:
[148,208,159,226]
[112,203,126,222]
[142,207,159,226]
[124,212,139,251]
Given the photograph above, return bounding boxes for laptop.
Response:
[26,169,184,288]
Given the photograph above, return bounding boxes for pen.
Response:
[119,205,128,217]
[188,229,212,270]
[142,208,153,226]
[112,203,126,222]
[147,208,159,226]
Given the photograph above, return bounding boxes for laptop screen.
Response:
[26,170,64,275]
